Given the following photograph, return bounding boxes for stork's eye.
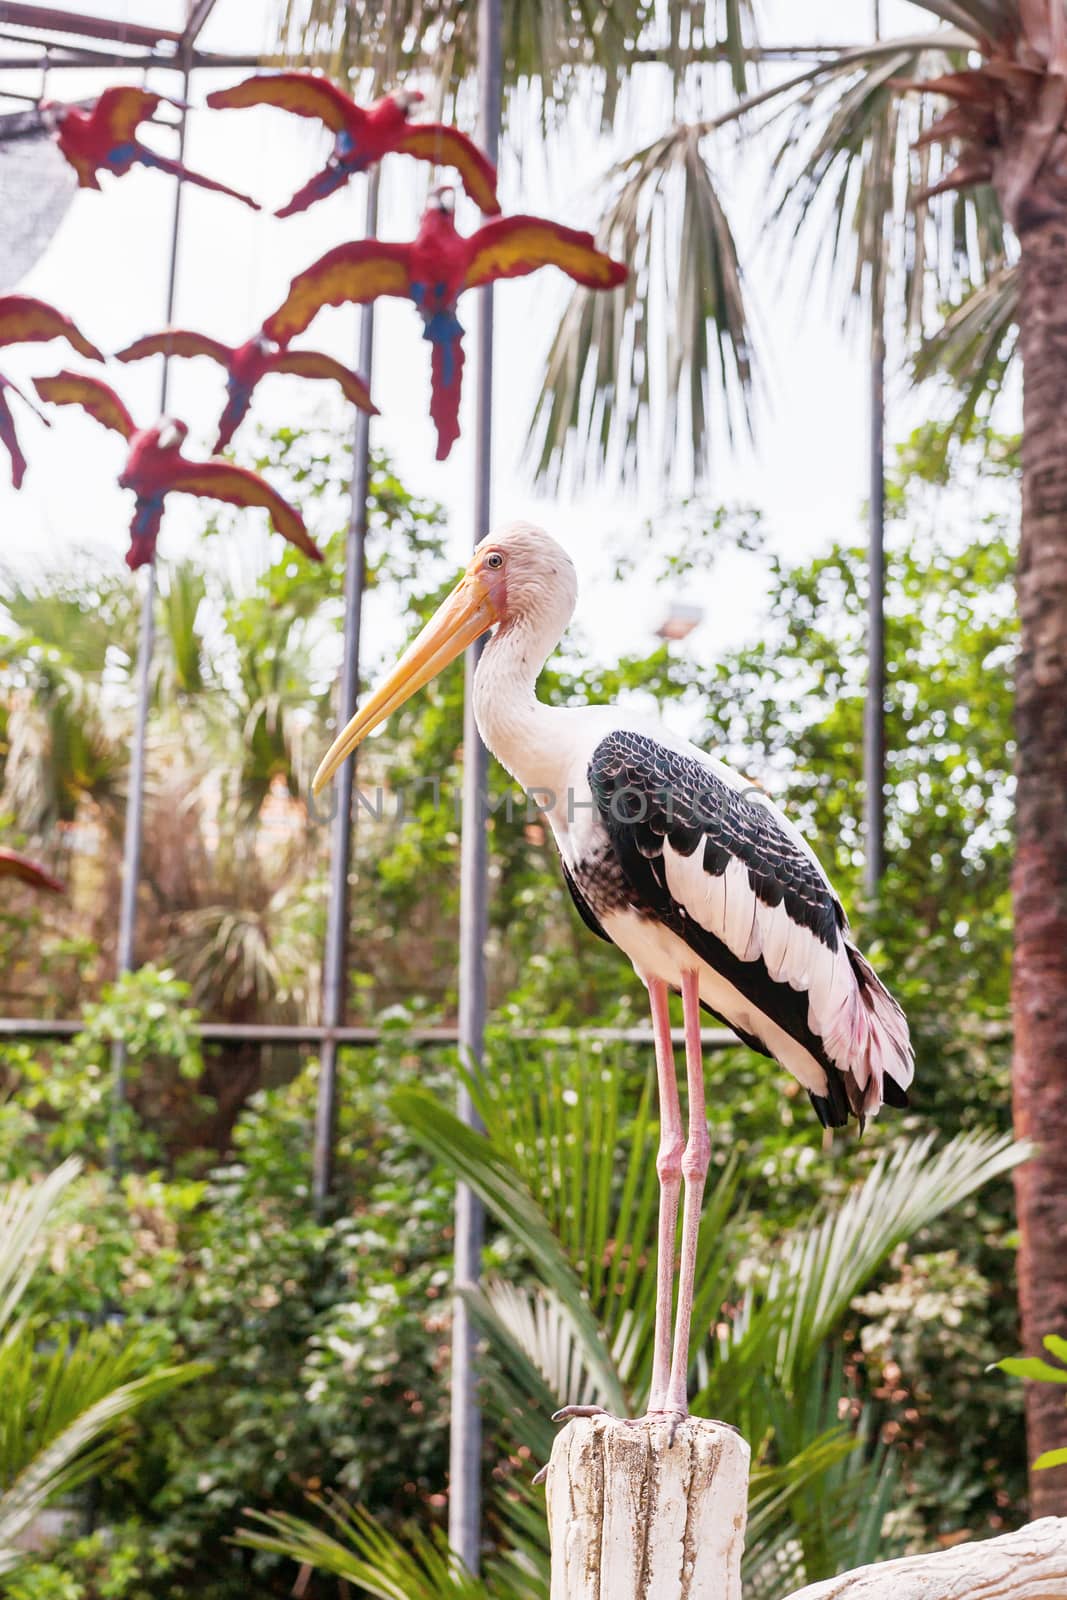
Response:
[485,551,504,570]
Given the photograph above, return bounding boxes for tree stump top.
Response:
[546,1415,750,1600]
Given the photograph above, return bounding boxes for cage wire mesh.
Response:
[0,109,77,290]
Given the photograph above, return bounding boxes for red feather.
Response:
[429,333,465,461]
[163,458,322,562]
[33,371,136,440]
[0,849,64,894]
[0,379,28,489]
[0,296,103,361]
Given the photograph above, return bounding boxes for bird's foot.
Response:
[534,1405,738,1481]
[551,1404,739,1445]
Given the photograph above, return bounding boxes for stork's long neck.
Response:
[472,616,569,797]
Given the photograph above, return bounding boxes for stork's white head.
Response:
[473,520,578,642]
[312,521,577,794]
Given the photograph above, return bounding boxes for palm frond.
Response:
[529,125,753,490]
[0,1161,205,1574]
[0,1352,206,1572]
[769,1130,1024,1387]
[915,0,1015,38]
[391,1084,626,1409]
[913,262,1019,441]
[767,36,1009,349]
[238,1499,507,1600]
[277,0,759,110]
[0,1160,80,1335]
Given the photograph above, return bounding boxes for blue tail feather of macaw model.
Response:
[216,383,252,452]
[277,160,356,218]
[428,325,465,461]
[128,494,165,569]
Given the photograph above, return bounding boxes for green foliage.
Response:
[2,968,202,1170]
[0,1159,203,1579]
[997,1335,1067,1473]
[240,1499,511,1600]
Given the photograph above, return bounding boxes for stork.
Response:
[313,523,914,1424]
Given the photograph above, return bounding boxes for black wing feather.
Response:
[587,730,857,1126]
[561,857,613,944]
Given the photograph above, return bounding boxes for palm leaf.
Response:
[391,1084,626,1409]
[277,0,759,110]
[0,1160,80,1335]
[0,1160,206,1575]
[769,1129,1024,1386]
[0,1355,207,1572]
[913,262,1019,442]
[767,37,1008,349]
[528,123,753,490]
[915,0,1014,37]
[238,1499,507,1600]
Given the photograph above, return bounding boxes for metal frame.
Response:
[0,0,267,74]
[864,0,887,898]
[0,1018,738,1047]
[312,165,380,1221]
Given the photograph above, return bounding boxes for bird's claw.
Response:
[531,1462,549,1487]
[551,1403,739,1450]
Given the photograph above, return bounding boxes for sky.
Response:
[0,0,1016,679]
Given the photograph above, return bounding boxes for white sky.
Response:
[0,1,1018,672]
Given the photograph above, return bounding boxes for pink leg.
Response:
[665,969,710,1415]
[647,976,683,1414]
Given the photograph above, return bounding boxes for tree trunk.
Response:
[1012,206,1067,1517]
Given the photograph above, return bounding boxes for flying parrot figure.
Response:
[0,294,104,488]
[115,326,377,453]
[32,372,320,570]
[206,73,499,218]
[265,186,627,459]
[40,87,259,208]
[0,848,64,894]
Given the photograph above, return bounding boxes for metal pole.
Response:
[312,166,379,1220]
[110,55,190,1165]
[863,0,886,898]
[448,0,501,1572]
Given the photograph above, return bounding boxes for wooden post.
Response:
[779,1516,1067,1600]
[545,1416,750,1599]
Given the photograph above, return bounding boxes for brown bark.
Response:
[1012,206,1067,1518]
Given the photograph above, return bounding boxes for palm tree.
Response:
[279,0,1067,1511]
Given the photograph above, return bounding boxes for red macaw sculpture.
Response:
[264,186,627,459]
[206,73,499,218]
[0,295,104,488]
[33,373,320,570]
[0,848,64,894]
[40,87,259,208]
[115,326,377,453]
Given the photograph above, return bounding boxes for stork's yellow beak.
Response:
[312,569,498,794]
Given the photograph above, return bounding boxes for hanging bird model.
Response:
[0,295,103,488]
[39,87,259,208]
[116,325,378,453]
[265,186,627,459]
[312,522,915,1426]
[33,372,320,570]
[0,848,64,894]
[206,73,499,218]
